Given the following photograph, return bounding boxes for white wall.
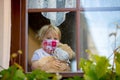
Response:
[0,0,11,70]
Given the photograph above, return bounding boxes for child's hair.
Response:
[38,24,61,43]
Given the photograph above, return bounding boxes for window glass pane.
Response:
[59,12,77,72]
[80,11,120,64]
[27,12,77,72]
[28,0,76,9]
[80,0,120,8]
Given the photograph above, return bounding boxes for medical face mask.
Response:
[42,39,59,52]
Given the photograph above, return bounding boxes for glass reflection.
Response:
[80,11,120,64]
[80,0,120,8]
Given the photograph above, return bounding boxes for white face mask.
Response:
[42,39,59,52]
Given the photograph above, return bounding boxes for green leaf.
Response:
[115,53,120,64]
[79,58,87,71]
[79,53,111,80]
[116,74,120,80]
[84,64,98,80]
[13,69,26,80]
[95,55,109,79]
[26,69,53,80]
[0,65,18,80]
[80,58,99,80]
[66,76,84,80]
[115,61,120,76]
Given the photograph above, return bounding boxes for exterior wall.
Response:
[0,0,11,70]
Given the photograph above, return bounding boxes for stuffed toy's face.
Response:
[53,48,70,63]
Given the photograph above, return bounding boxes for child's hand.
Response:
[52,59,61,69]
[52,59,70,71]
[59,62,70,71]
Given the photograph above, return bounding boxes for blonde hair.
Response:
[38,24,61,43]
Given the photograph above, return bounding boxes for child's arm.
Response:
[31,56,70,72]
[31,60,39,70]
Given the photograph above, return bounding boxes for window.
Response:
[79,0,120,65]
[27,0,78,72]
[11,0,120,78]
[28,12,77,72]
[27,0,120,72]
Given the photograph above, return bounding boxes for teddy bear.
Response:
[31,43,75,72]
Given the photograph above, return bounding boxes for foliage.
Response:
[0,50,62,80]
[1,28,120,80]
[77,24,120,80]
[65,76,83,80]
[0,64,62,80]
[79,48,120,80]
[0,65,25,80]
[1,49,120,80]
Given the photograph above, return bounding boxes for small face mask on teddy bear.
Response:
[42,39,59,53]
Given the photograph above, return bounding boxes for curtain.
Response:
[28,0,76,26]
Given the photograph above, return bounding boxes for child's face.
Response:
[42,30,59,54]
[43,30,59,41]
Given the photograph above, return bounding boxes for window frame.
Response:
[11,0,120,78]
[27,0,81,77]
